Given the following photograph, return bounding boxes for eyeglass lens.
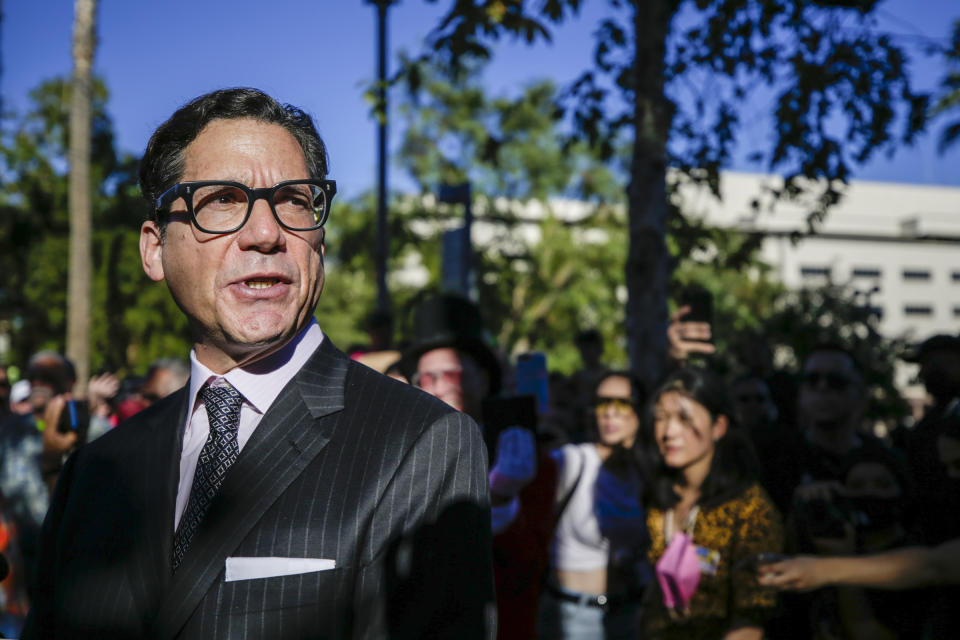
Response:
[192,182,327,232]
[417,369,463,389]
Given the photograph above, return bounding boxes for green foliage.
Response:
[391,60,632,373]
[410,0,931,388]
[0,77,190,374]
[933,20,960,152]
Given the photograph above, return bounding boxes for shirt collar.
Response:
[188,320,325,415]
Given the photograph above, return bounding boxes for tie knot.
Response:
[201,383,243,436]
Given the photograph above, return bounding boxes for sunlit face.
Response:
[415,347,487,419]
[845,462,902,499]
[140,119,326,373]
[416,347,466,411]
[594,375,640,449]
[653,391,727,472]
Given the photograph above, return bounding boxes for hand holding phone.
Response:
[667,288,716,361]
[488,427,537,498]
[515,352,549,415]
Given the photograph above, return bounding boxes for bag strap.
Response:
[554,446,586,522]
[664,505,700,544]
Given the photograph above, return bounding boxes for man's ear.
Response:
[712,414,729,441]
[140,221,165,282]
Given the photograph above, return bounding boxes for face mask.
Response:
[655,532,700,613]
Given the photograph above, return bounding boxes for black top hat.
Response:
[399,294,501,393]
[904,334,960,363]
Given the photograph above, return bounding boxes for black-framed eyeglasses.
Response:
[156,179,336,234]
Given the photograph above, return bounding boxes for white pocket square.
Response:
[225,556,336,582]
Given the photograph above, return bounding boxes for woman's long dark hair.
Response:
[641,367,758,510]
[593,370,647,477]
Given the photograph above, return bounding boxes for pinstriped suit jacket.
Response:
[23,340,495,639]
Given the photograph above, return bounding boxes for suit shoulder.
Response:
[79,388,185,459]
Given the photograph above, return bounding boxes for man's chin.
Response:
[224,327,296,366]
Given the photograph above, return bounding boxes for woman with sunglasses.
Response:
[538,371,650,639]
[641,367,783,639]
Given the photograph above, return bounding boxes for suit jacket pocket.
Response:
[224,568,344,615]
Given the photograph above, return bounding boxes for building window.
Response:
[903,305,933,317]
[954,306,960,318]
[870,307,885,320]
[852,267,882,278]
[952,271,960,282]
[801,266,831,278]
[902,269,931,281]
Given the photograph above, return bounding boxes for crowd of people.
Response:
[342,292,960,640]
[0,355,190,637]
[1,85,958,639]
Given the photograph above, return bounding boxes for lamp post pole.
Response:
[368,0,394,313]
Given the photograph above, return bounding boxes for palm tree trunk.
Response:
[67,0,98,393]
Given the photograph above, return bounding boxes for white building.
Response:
[683,172,960,340]
[682,172,960,399]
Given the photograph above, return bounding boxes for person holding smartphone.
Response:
[538,370,650,639]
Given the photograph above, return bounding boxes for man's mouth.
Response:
[245,278,279,289]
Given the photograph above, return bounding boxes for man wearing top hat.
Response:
[401,293,556,640]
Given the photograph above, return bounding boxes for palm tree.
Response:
[934,20,960,152]
[67,0,98,391]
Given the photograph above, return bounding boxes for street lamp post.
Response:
[438,182,473,299]
[368,0,395,313]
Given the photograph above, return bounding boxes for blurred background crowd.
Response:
[1,290,958,639]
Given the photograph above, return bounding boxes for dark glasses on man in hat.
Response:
[413,368,463,390]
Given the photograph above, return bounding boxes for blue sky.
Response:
[4,0,959,199]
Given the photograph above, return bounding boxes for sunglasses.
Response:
[802,371,853,391]
[594,396,635,415]
[414,368,463,390]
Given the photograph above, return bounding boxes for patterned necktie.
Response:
[172,383,243,571]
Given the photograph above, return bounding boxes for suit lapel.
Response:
[121,387,187,629]
[151,340,349,640]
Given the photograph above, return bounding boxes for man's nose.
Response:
[237,199,285,251]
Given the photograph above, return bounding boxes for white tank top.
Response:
[550,443,646,571]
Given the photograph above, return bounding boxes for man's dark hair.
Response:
[139,87,329,224]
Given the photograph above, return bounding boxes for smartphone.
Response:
[679,285,713,325]
[515,352,549,415]
[481,395,538,465]
[57,399,90,438]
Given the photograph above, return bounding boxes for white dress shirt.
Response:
[174,321,325,530]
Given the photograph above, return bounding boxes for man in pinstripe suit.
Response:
[23,88,495,639]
